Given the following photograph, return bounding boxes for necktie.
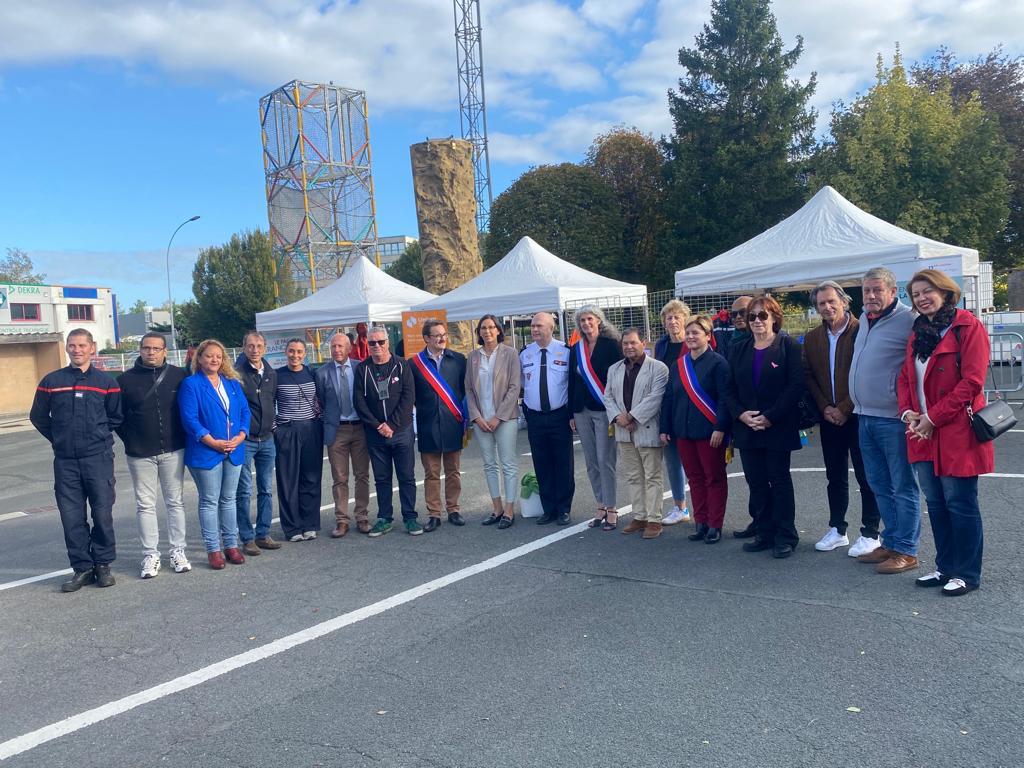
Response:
[540,348,551,412]
[338,363,353,420]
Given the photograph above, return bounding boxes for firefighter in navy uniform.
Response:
[30,328,123,592]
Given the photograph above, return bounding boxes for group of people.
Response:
[30,265,994,598]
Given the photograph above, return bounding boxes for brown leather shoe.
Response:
[857,547,894,564]
[876,554,918,574]
[642,522,663,539]
[331,523,348,539]
[621,519,647,535]
[242,540,261,556]
[356,520,372,534]
[255,537,282,550]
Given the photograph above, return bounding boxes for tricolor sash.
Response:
[574,339,605,402]
[412,351,467,426]
[677,355,717,425]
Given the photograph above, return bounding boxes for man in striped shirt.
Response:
[30,329,123,592]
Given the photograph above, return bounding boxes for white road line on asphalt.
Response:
[0,498,640,762]
[0,512,28,522]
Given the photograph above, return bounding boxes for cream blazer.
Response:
[465,343,522,423]
[603,355,669,448]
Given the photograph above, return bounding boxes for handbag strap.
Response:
[952,324,999,420]
[142,365,170,403]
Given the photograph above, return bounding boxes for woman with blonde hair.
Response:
[178,339,251,569]
[898,269,994,596]
[569,305,623,529]
[654,298,692,524]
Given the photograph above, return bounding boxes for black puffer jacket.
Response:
[116,360,188,458]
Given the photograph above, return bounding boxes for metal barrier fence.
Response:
[987,332,1023,397]
[90,348,244,372]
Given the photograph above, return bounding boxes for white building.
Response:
[0,282,118,348]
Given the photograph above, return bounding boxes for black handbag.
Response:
[952,326,1017,442]
[967,399,1017,442]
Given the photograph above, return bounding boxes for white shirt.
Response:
[915,326,952,416]
[520,340,570,411]
[477,347,496,420]
[826,315,850,403]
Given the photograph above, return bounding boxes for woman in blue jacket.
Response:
[178,339,251,570]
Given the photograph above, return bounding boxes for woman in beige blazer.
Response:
[465,315,522,528]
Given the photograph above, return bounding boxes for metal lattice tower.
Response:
[259,80,380,300]
[453,0,494,233]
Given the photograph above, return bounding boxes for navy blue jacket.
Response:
[31,365,123,459]
[410,349,468,454]
[660,348,732,440]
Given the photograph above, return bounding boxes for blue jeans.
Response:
[858,415,921,556]
[663,438,688,505]
[189,461,243,553]
[914,462,983,586]
[236,438,276,542]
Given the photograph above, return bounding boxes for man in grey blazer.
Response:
[603,328,670,538]
[316,332,371,537]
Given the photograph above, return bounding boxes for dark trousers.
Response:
[819,416,880,538]
[525,406,575,517]
[739,448,798,547]
[274,419,324,537]
[915,462,983,586]
[54,451,116,570]
[677,438,728,528]
[365,426,417,521]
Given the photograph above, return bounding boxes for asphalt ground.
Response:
[1,424,1022,767]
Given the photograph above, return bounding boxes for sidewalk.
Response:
[0,413,33,434]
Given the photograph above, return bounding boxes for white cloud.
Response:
[580,0,649,30]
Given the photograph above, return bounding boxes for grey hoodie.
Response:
[849,300,915,419]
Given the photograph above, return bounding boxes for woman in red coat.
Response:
[897,269,993,597]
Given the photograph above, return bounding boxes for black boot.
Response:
[61,568,96,593]
[94,564,116,588]
[688,523,709,541]
[732,522,757,539]
[704,527,722,544]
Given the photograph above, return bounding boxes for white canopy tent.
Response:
[412,236,647,322]
[255,256,436,333]
[674,185,980,295]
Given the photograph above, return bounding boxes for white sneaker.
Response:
[848,535,882,558]
[302,531,317,540]
[140,554,161,579]
[289,534,305,542]
[170,549,192,573]
[814,527,850,552]
[663,506,691,526]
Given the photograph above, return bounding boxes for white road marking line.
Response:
[0,511,28,522]
[0,569,73,592]
[0,499,638,761]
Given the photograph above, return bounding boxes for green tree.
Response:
[585,127,669,289]
[1,247,46,284]
[913,46,1024,272]
[815,50,1011,258]
[386,241,425,289]
[662,0,817,269]
[126,298,148,314]
[486,163,625,277]
[174,300,201,348]
[189,229,277,346]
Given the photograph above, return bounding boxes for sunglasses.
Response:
[730,310,747,318]
[367,339,387,347]
[747,311,771,322]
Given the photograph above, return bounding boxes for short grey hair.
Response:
[242,330,266,346]
[367,324,389,339]
[574,305,619,340]
[810,280,853,307]
[862,267,897,289]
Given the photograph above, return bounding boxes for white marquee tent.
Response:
[255,255,436,332]
[412,236,647,321]
[674,185,980,295]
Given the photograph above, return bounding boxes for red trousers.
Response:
[676,438,728,528]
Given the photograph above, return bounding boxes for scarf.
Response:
[912,305,957,362]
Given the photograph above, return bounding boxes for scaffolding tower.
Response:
[453,0,494,233]
[259,80,379,300]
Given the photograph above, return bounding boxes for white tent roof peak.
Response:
[413,236,646,321]
[675,185,980,295]
[255,256,436,333]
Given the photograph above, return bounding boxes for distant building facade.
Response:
[117,308,171,338]
[377,236,416,271]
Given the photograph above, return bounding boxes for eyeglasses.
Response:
[747,311,771,322]
[140,346,165,352]
[429,333,448,341]
[367,339,387,347]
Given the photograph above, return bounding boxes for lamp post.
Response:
[166,215,200,354]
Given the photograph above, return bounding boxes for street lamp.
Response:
[166,215,200,353]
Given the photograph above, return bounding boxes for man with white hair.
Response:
[848,267,920,574]
[803,280,880,557]
[520,312,575,525]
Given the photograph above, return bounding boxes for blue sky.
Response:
[1,0,1020,307]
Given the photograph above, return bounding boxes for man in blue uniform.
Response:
[520,312,574,525]
[30,328,123,592]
